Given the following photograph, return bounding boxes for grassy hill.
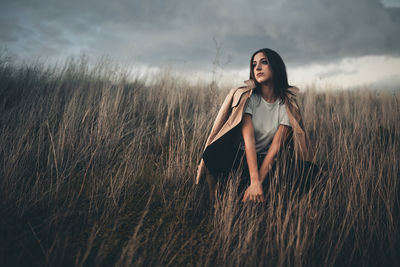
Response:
[0,55,399,266]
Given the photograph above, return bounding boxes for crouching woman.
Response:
[196,48,316,204]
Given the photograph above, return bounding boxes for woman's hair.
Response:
[249,48,293,102]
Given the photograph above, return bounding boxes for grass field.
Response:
[0,55,399,266]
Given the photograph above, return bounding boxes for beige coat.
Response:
[196,79,314,184]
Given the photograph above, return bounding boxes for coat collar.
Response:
[235,79,256,96]
[244,79,256,89]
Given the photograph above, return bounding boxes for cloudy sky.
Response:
[1,0,400,89]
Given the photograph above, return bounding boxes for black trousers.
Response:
[206,146,319,199]
[208,147,274,198]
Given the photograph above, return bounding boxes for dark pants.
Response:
[208,147,274,198]
[206,146,319,200]
[232,149,275,198]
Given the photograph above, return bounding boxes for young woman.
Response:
[196,48,315,203]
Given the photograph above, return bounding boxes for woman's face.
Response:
[252,52,272,84]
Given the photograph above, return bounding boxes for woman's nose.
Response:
[256,63,261,70]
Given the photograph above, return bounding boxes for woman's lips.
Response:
[256,73,264,77]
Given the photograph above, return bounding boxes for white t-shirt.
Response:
[240,93,291,154]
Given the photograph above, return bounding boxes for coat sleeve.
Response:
[285,94,315,163]
[195,87,237,184]
[204,88,236,146]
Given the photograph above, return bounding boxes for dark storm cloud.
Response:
[1,0,399,69]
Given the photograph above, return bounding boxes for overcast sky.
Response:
[1,0,400,89]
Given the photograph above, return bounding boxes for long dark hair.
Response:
[249,48,293,102]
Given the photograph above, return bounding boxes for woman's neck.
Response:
[260,82,276,103]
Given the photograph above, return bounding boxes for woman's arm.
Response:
[259,124,291,182]
[241,114,264,202]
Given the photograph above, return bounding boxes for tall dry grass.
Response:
[0,54,399,266]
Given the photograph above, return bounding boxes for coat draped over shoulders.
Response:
[195,79,314,184]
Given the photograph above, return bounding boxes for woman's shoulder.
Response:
[286,86,299,99]
[250,92,261,100]
[284,87,302,115]
[278,99,289,112]
[247,92,261,106]
[227,83,249,96]
[230,80,256,94]
[283,86,300,106]
[227,81,254,103]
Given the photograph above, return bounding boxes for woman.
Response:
[196,48,315,203]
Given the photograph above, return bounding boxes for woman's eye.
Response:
[262,60,268,65]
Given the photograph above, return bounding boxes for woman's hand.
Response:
[242,181,264,203]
